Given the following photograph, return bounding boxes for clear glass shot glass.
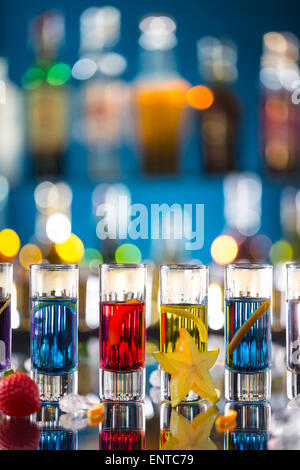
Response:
[99,402,145,450]
[286,263,300,399]
[0,263,12,375]
[99,263,147,401]
[160,264,208,402]
[30,264,78,402]
[224,263,273,401]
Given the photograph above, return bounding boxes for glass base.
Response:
[225,368,271,402]
[161,369,202,403]
[32,370,78,402]
[99,368,145,401]
[287,370,300,400]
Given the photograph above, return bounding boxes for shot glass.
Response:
[286,263,300,399]
[0,263,12,375]
[225,263,272,401]
[30,264,78,402]
[99,402,145,450]
[224,402,271,450]
[99,264,147,401]
[160,264,208,402]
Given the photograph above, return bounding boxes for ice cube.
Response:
[59,394,94,414]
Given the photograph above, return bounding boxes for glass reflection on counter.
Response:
[224,402,271,450]
[33,404,78,450]
[99,402,145,450]
[160,402,218,450]
[160,402,207,448]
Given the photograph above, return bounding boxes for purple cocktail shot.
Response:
[0,264,12,374]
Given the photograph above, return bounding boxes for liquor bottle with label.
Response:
[196,37,240,173]
[72,6,127,179]
[134,15,190,175]
[23,10,70,177]
[259,32,300,175]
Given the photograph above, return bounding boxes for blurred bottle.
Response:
[0,58,24,185]
[23,11,70,177]
[260,32,300,175]
[134,15,190,175]
[72,6,127,179]
[196,37,240,173]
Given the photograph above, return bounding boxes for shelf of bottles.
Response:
[0,8,299,348]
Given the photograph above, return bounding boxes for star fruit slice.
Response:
[153,329,219,407]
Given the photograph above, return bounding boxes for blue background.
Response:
[1,0,299,262]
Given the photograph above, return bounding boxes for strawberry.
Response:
[0,417,40,450]
[0,373,40,417]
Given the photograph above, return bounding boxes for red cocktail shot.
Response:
[99,300,145,372]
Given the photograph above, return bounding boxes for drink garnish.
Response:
[215,409,237,433]
[0,295,11,316]
[162,305,207,343]
[59,393,104,430]
[108,299,141,346]
[227,299,271,355]
[153,328,219,407]
[162,404,218,450]
[88,404,105,426]
[0,372,40,417]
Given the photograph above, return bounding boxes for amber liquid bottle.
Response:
[197,37,240,173]
[134,15,190,175]
[24,11,69,178]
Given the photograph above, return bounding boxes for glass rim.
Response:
[226,263,273,270]
[0,263,13,268]
[286,262,300,269]
[100,263,147,269]
[160,264,208,270]
[30,264,78,270]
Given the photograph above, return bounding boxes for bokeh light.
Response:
[22,67,45,90]
[46,213,71,243]
[208,282,224,330]
[80,248,103,269]
[19,244,42,269]
[55,234,84,263]
[0,229,21,258]
[115,243,142,264]
[187,85,214,110]
[269,240,293,264]
[47,63,72,86]
[72,58,97,81]
[211,235,238,265]
[249,234,273,260]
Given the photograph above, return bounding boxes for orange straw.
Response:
[227,299,271,355]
